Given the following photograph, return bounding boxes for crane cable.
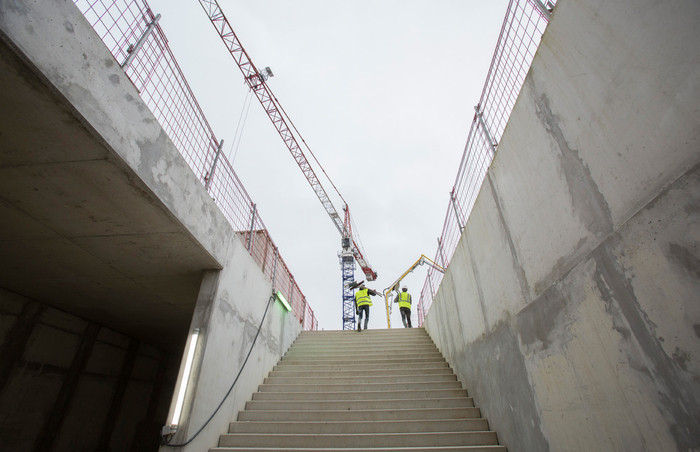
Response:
[228,88,254,165]
[271,90,347,207]
[268,88,379,263]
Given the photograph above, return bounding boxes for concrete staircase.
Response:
[211,328,506,451]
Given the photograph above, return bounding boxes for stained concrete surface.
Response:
[424,0,700,450]
[0,0,224,350]
[1,1,302,451]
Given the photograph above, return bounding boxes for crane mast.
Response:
[197,0,376,329]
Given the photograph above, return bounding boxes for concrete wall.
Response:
[0,0,303,450]
[424,0,700,451]
[162,238,302,451]
[0,288,174,451]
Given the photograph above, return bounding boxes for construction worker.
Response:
[393,286,412,328]
[355,283,380,331]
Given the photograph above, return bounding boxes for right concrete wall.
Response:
[424,1,700,450]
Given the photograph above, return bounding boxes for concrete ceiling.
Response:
[0,37,221,352]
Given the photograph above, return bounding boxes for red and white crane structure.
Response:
[196,0,377,329]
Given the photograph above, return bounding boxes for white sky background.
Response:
[146,0,509,330]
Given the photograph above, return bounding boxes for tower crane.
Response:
[196,0,377,330]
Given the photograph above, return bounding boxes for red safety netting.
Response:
[74,0,317,330]
[416,0,555,326]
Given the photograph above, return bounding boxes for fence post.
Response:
[301,297,307,327]
[121,13,161,69]
[437,237,448,268]
[271,247,279,291]
[417,296,425,327]
[475,105,498,154]
[289,277,296,318]
[246,203,256,252]
[450,189,465,233]
[530,0,552,20]
[204,139,224,191]
[427,271,435,299]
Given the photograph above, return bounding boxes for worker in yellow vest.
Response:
[393,286,413,328]
[354,283,380,332]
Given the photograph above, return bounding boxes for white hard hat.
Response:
[401,285,408,291]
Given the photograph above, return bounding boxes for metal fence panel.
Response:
[74,0,316,329]
[417,0,554,324]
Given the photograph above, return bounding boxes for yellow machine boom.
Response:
[382,255,445,328]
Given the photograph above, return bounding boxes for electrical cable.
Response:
[162,293,275,447]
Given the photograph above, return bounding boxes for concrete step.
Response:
[263,373,459,385]
[288,344,438,351]
[294,337,433,342]
[251,388,468,401]
[296,328,430,337]
[268,367,454,378]
[292,336,434,346]
[217,431,500,448]
[212,447,506,452]
[258,381,464,392]
[283,349,440,359]
[212,328,504,451]
[287,342,437,352]
[288,338,436,347]
[279,355,446,364]
[293,334,433,341]
[282,350,443,360]
[294,332,432,340]
[273,361,449,372]
[286,343,438,353]
[228,418,490,434]
[244,397,474,411]
[237,407,483,422]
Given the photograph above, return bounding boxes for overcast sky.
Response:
[145,0,509,330]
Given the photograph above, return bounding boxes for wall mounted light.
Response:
[163,328,200,435]
[275,290,291,311]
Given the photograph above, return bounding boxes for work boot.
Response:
[364,318,369,330]
[357,322,361,332]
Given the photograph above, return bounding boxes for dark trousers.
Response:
[357,305,369,329]
[400,307,412,328]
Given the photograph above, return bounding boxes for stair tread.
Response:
[209,445,507,452]
[237,407,483,422]
[213,329,502,451]
[259,381,463,389]
[264,375,458,384]
[228,418,489,434]
[218,431,499,448]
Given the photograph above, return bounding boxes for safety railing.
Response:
[74,0,317,331]
[417,0,555,326]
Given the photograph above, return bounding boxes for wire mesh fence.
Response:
[74,0,317,330]
[416,0,555,326]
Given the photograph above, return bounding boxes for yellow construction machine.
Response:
[382,255,445,328]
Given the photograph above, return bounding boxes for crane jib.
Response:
[197,0,377,288]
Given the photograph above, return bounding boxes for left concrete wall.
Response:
[162,239,301,451]
[0,0,303,450]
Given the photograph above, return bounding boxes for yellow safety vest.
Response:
[398,292,412,309]
[355,288,372,307]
